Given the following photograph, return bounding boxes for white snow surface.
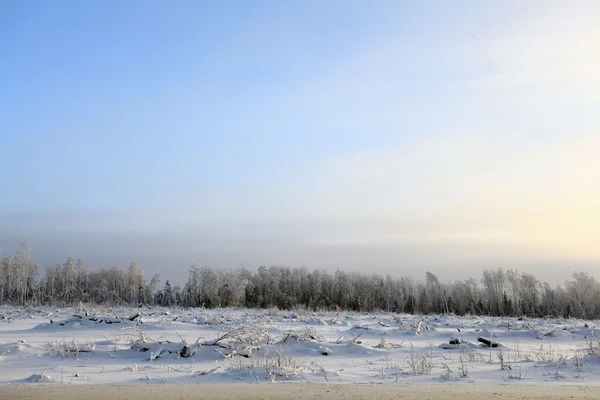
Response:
[1,305,600,385]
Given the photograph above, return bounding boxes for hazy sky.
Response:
[1,1,599,284]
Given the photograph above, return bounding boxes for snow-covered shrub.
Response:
[224,346,311,381]
[406,342,434,375]
[47,340,95,359]
[582,333,600,357]
[530,343,568,366]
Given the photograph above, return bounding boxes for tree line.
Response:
[1,241,600,319]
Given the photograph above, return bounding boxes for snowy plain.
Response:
[2,305,600,386]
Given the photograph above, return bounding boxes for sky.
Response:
[1,1,599,285]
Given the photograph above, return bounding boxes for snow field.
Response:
[2,305,600,385]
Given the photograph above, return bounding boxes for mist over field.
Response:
[1,222,596,287]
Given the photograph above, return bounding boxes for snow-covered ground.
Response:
[2,305,600,386]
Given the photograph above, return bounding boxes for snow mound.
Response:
[33,313,131,330]
[25,373,53,382]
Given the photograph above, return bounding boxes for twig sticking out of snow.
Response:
[416,321,423,335]
[191,366,221,376]
[282,326,318,343]
[77,302,90,315]
[205,326,272,348]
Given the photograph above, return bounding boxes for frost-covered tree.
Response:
[2,242,38,305]
[426,271,448,314]
[3,238,600,317]
[566,272,600,319]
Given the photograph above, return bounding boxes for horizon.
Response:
[1,1,599,286]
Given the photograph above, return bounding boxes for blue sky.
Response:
[1,1,599,283]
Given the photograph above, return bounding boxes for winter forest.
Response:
[2,241,599,319]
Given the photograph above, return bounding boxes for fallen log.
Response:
[449,337,462,345]
[477,337,499,347]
